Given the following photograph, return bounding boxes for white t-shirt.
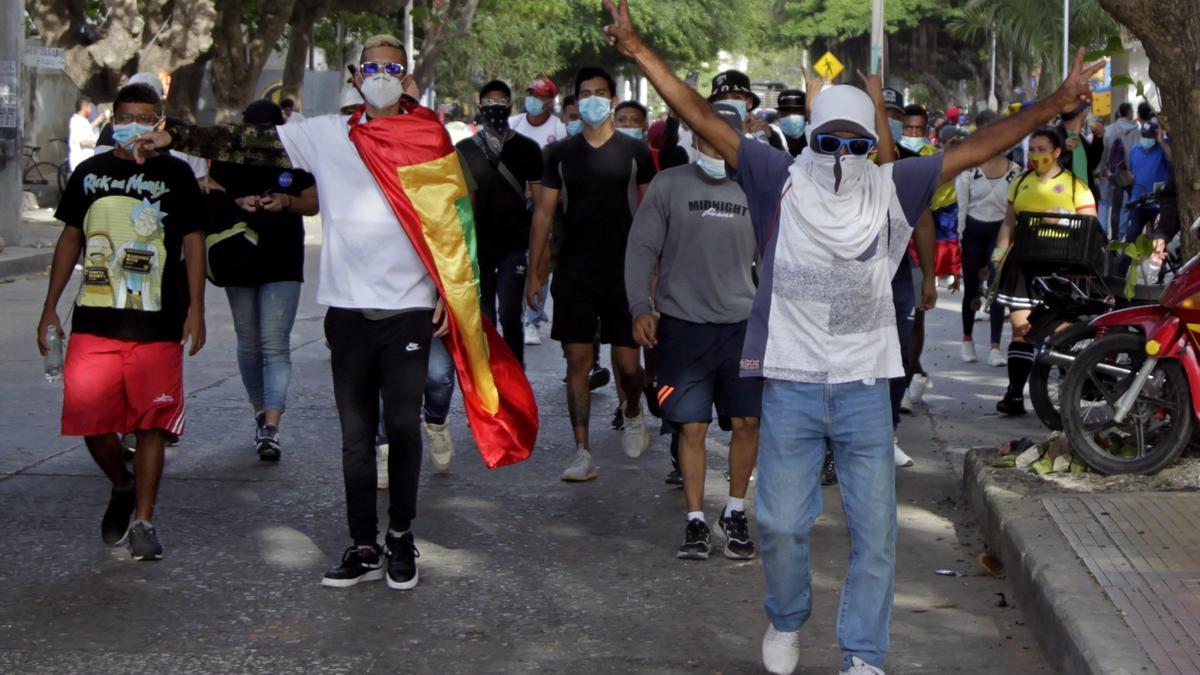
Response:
[508,112,568,149]
[277,113,438,311]
[286,111,305,124]
[68,113,97,170]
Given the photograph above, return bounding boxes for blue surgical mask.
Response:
[617,127,644,140]
[112,122,156,149]
[779,114,806,139]
[888,118,903,140]
[721,99,748,120]
[696,152,726,180]
[579,96,612,127]
[1140,137,1156,150]
[899,135,926,153]
[524,96,545,116]
[566,119,583,136]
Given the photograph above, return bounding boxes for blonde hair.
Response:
[361,35,405,61]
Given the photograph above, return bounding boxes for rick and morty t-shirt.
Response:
[55,151,206,342]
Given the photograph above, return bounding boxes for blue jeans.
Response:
[226,281,302,413]
[889,257,916,428]
[376,337,455,445]
[756,378,896,670]
[525,287,548,327]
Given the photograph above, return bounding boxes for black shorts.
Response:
[994,258,1039,310]
[655,315,762,425]
[550,268,636,347]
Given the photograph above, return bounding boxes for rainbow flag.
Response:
[348,102,537,468]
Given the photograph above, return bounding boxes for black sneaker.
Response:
[664,469,683,486]
[122,433,136,462]
[101,485,136,545]
[611,405,624,431]
[996,394,1027,416]
[588,365,611,391]
[165,433,180,447]
[677,519,712,560]
[821,451,838,486]
[384,531,420,590]
[321,545,384,588]
[127,521,163,561]
[719,510,756,560]
[256,424,281,462]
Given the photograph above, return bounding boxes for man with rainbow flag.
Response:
[130,35,537,591]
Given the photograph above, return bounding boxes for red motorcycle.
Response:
[1061,237,1200,474]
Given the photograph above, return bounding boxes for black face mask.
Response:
[480,104,511,132]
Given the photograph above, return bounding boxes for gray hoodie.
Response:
[1102,116,1141,172]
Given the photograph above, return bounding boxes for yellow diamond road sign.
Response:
[814,51,844,81]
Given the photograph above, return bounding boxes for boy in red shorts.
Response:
[37,83,207,561]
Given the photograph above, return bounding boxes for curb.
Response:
[963,448,1157,675]
[0,248,54,280]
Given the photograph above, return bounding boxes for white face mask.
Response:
[361,74,403,109]
[696,152,726,180]
[807,151,870,194]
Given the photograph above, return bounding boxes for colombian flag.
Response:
[348,102,537,468]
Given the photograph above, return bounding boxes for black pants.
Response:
[325,307,433,546]
[960,216,1006,344]
[479,250,527,367]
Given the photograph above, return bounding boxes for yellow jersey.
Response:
[1008,170,1095,215]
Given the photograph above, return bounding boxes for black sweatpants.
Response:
[325,307,433,546]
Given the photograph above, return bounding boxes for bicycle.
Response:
[22,139,71,193]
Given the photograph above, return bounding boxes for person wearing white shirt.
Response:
[508,76,568,149]
[68,97,104,171]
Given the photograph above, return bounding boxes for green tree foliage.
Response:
[775,0,947,43]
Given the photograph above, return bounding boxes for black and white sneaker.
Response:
[384,531,420,590]
[664,469,683,486]
[677,519,711,560]
[611,405,624,431]
[254,410,267,440]
[821,451,838,486]
[588,365,611,391]
[127,521,163,561]
[719,510,756,560]
[321,546,384,588]
[101,485,136,545]
[256,424,281,462]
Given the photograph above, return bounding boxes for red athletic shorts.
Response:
[62,333,185,437]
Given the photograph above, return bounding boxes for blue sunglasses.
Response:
[814,133,876,156]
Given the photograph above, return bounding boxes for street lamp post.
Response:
[1063,0,1071,79]
[870,0,885,76]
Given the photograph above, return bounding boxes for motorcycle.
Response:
[1059,217,1200,475]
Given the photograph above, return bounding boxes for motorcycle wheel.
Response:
[1061,333,1192,475]
[1029,321,1102,431]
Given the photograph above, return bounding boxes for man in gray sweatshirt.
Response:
[1101,102,1142,238]
[625,103,761,562]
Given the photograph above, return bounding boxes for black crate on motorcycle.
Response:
[1011,212,1108,276]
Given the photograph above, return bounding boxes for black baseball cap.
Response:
[777,89,805,113]
[1141,120,1160,137]
[708,70,760,110]
[882,87,904,114]
[480,79,512,100]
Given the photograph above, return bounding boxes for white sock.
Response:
[687,511,705,523]
[725,498,745,518]
[577,445,591,455]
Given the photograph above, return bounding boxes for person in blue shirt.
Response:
[1123,120,1172,245]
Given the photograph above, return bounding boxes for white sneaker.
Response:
[560,448,598,482]
[988,347,1006,367]
[621,412,650,458]
[523,324,542,345]
[961,340,978,363]
[840,656,886,675]
[376,443,389,490]
[425,421,454,472]
[899,390,912,414]
[974,309,990,322]
[894,437,914,468]
[908,373,930,405]
[761,624,801,675]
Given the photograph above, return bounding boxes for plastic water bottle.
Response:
[1146,254,1163,284]
[44,326,63,383]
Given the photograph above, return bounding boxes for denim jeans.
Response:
[375,338,455,446]
[526,287,548,327]
[756,378,896,670]
[889,256,916,428]
[480,250,527,366]
[225,281,302,412]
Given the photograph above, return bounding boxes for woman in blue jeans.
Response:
[209,100,319,461]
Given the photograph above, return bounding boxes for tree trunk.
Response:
[1098,0,1200,257]
[165,50,212,123]
[209,0,297,122]
[412,0,481,90]
[282,1,324,106]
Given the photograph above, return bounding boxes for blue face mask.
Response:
[524,96,545,117]
[112,122,156,149]
[1140,137,1156,150]
[617,127,644,140]
[566,119,583,136]
[899,135,927,153]
[579,96,612,127]
[779,114,806,139]
[720,98,748,120]
[888,118,903,140]
[696,152,726,180]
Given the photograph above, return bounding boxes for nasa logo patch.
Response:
[278,172,294,189]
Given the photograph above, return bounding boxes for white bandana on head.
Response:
[782,85,895,260]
